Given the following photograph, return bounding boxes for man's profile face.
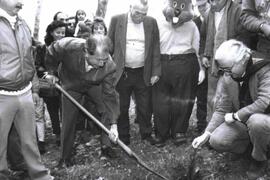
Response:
[56,13,68,23]
[0,0,24,16]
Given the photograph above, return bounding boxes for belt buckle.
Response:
[168,54,175,61]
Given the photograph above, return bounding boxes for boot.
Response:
[246,159,268,180]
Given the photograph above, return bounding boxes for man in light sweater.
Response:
[192,40,270,179]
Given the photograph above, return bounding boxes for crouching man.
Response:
[45,35,120,168]
[192,39,270,179]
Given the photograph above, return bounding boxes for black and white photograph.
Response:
[0,0,270,179]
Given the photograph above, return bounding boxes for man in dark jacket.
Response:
[45,36,120,167]
[0,0,54,179]
[108,0,161,145]
[192,40,270,180]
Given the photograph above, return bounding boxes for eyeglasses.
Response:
[218,66,232,75]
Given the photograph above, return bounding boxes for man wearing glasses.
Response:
[192,40,270,179]
[108,0,161,145]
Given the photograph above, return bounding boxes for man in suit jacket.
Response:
[108,0,161,145]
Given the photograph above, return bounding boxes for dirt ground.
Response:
[12,101,270,180]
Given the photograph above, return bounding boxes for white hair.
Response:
[215,39,251,68]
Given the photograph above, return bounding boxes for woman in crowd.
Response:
[35,20,66,151]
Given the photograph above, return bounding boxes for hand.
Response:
[150,76,160,85]
[224,113,235,124]
[198,69,205,85]
[201,57,210,68]
[192,132,211,148]
[109,124,118,144]
[260,23,270,39]
[32,92,40,106]
[44,74,59,84]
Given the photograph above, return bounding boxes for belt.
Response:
[161,53,195,61]
[124,66,144,72]
[0,82,32,96]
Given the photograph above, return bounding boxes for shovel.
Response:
[54,83,169,180]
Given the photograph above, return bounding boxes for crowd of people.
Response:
[0,0,270,179]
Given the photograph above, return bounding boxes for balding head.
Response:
[129,0,148,24]
[130,0,148,11]
[215,40,251,69]
[0,0,23,16]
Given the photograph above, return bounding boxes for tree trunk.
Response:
[33,0,43,40]
[95,0,109,18]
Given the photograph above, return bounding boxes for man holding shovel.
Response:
[44,35,120,168]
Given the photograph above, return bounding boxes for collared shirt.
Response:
[158,19,200,56]
[0,9,17,29]
[214,7,225,31]
[125,13,145,68]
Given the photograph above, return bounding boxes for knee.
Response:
[209,133,232,151]
[246,114,266,133]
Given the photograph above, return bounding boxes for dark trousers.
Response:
[196,69,208,131]
[153,54,199,139]
[43,95,61,135]
[116,67,152,142]
[60,86,111,160]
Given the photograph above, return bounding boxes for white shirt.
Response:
[158,19,200,56]
[214,7,225,31]
[0,9,17,29]
[125,13,145,68]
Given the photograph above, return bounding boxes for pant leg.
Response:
[153,60,172,139]
[196,69,208,131]
[43,95,61,135]
[116,73,133,142]
[86,86,110,147]
[14,91,52,180]
[171,54,199,135]
[7,124,26,171]
[209,122,250,154]
[133,69,152,138]
[246,114,270,161]
[35,98,45,142]
[61,90,83,160]
[0,95,20,173]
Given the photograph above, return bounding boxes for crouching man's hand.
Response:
[109,124,118,144]
[192,131,211,149]
[43,73,59,84]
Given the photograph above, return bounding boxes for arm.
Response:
[101,71,120,125]
[44,41,64,75]
[240,0,266,32]
[108,16,117,56]
[151,18,161,78]
[205,75,235,133]
[192,23,205,84]
[237,67,270,122]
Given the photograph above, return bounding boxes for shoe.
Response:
[57,158,73,168]
[101,147,118,159]
[154,137,166,148]
[38,141,46,155]
[246,159,267,180]
[173,133,187,146]
[142,135,156,145]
